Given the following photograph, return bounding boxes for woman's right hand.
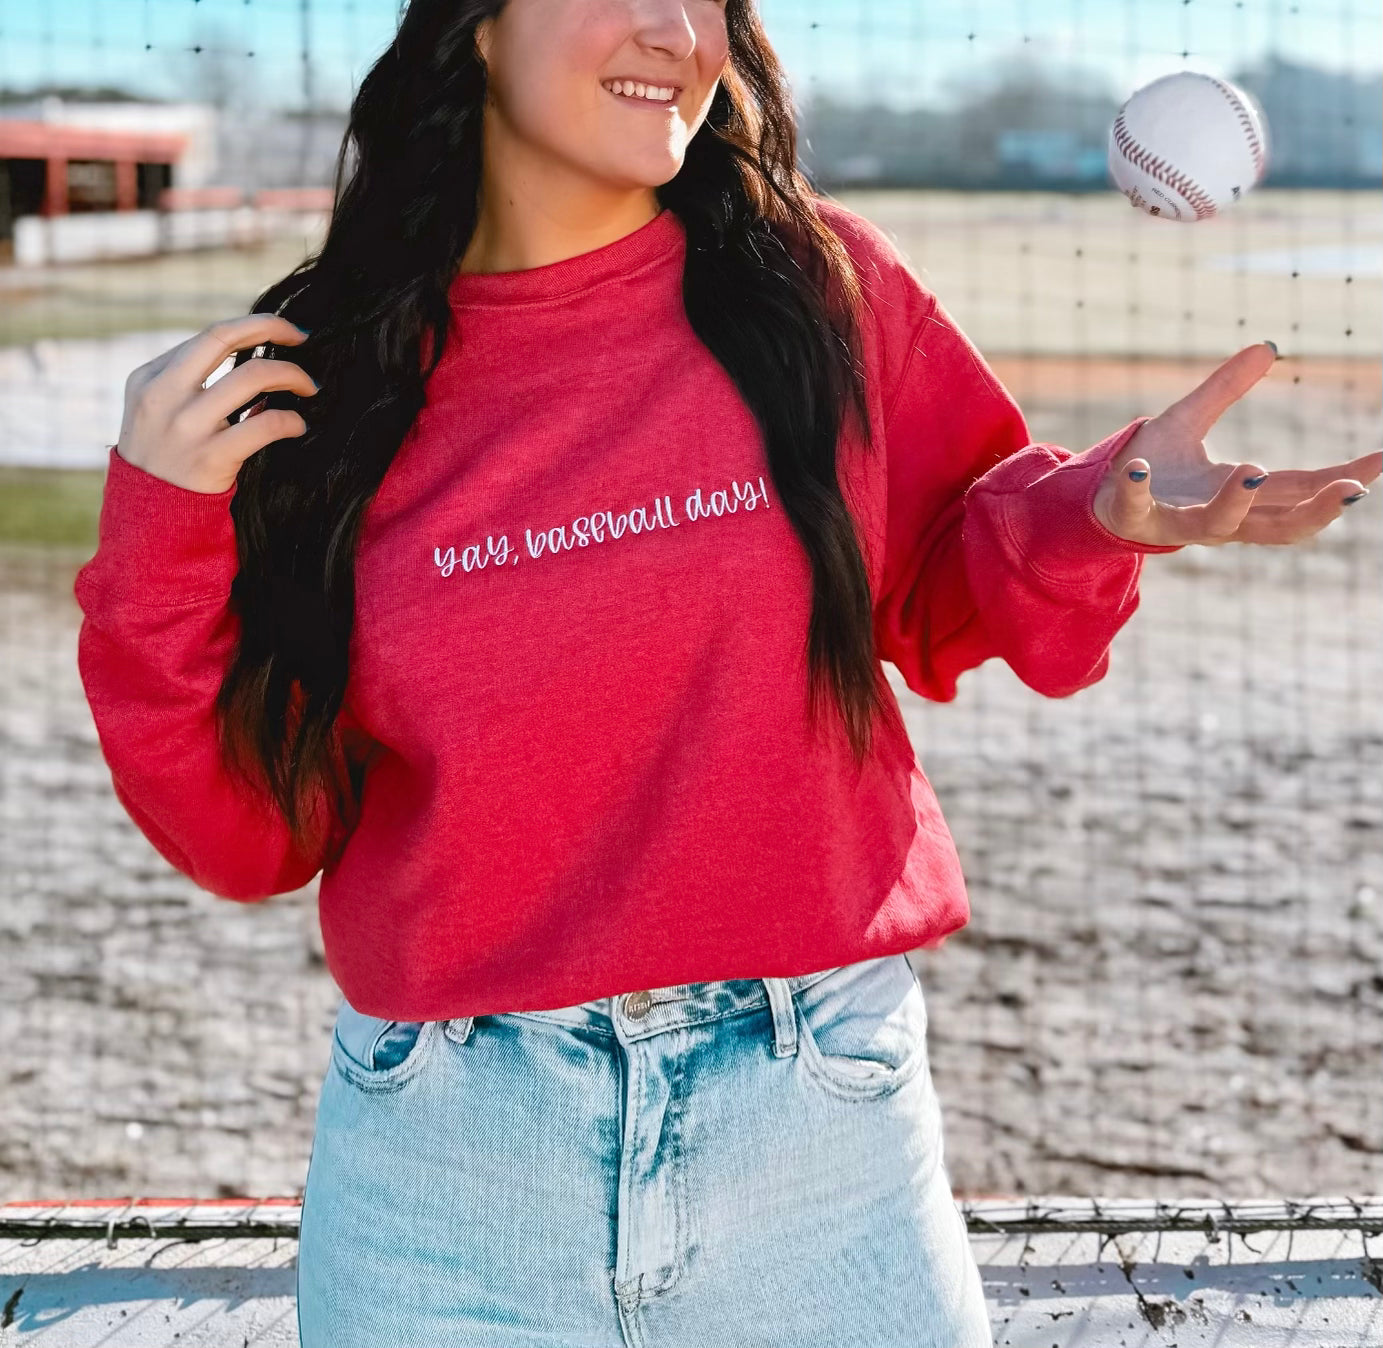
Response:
[116,313,319,495]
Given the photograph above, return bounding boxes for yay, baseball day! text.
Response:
[433,475,771,578]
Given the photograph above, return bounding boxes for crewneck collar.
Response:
[448,207,685,308]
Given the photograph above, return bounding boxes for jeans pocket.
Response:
[793,954,930,1101]
[331,999,435,1092]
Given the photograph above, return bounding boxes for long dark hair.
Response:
[218,0,891,868]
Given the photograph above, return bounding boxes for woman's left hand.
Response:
[1092,341,1381,548]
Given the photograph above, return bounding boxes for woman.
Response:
[73,0,1377,1343]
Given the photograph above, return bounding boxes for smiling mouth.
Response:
[601,80,680,108]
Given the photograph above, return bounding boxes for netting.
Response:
[0,0,1378,1206]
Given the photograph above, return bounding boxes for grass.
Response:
[0,466,105,548]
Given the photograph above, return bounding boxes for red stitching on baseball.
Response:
[1194,73,1266,179]
[1113,113,1216,218]
[1112,111,1218,219]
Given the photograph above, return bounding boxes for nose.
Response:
[630,0,698,64]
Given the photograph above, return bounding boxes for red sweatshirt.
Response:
[73,199,1181,1020]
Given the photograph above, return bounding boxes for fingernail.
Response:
[1342,489,1368,506]
[1128,468,1148,481]
[1243,473,1269,489]
[1263,339,1279,358]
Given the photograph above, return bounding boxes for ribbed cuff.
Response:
[1028,416,1185,558]
[83,445,242,605]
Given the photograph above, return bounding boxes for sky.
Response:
[1,0,1379,113]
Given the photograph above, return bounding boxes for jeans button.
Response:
[624,989,653,1020]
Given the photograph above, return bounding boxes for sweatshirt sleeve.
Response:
[872,290,1183,702]
[72,444,369,901]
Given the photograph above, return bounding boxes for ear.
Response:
[474,17,492,66]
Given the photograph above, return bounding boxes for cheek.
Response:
[692,20,730,99]
[508,78,593,145]
[692,2,730,58]
[496,14,623,135]
[698,17,730,66]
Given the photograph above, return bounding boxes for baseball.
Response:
[1108,71,1270,221]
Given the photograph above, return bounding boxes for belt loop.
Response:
[443,1015,475,1046]
[762,977,798,1058]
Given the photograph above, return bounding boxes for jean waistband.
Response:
[473,962,856,1043]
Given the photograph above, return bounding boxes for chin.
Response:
[591,148,686,190]
[631,161,686,190]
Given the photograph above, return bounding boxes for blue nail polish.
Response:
[1263,339,1279,358]
[1128,468,1148,482]
[1243,473,1268,489]
[1342,490,1368,506]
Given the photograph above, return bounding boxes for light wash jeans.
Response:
[296,952,993,1347]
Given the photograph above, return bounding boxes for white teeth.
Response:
[604,79,675,102]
